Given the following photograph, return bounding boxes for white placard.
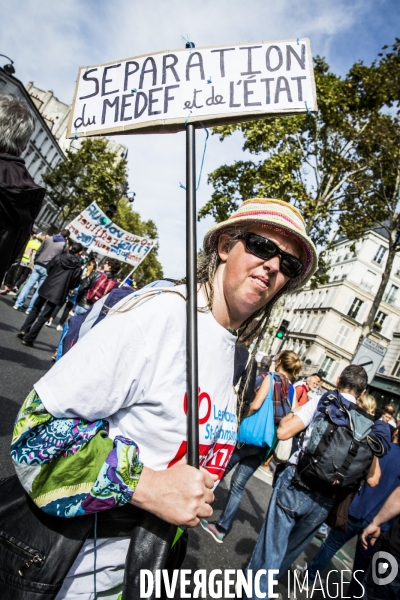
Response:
[67,39,317,137]
[352,338,387,384]
[67,202,156,267]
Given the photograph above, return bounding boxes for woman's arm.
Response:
[244,374,271,417]
[365,456,381,487]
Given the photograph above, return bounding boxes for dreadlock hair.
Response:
[180,225,301,408]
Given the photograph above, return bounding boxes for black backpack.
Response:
[294,390,379,496]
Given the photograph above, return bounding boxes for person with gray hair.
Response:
[0,94,45,285]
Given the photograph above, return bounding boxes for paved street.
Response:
[0,294,356,599]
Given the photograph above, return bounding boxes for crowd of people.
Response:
[0,229,123,349]
[1,93,400,600]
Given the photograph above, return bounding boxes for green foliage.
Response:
[199,41,400,282]
[113,199,163,284]
[42,138,128,224]
[338,113,400,341]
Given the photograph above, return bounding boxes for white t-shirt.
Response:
[288,391,356,465]
[35,286,237,599]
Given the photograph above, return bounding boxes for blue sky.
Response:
[1,0,399,277]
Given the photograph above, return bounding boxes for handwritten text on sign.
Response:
[67,202,156,267]
[67,39,317,137]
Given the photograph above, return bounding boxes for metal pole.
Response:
[186,123,199,469]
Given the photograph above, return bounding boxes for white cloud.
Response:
[0,0,391,276]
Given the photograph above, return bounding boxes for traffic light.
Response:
[276,319,289,339]
[100,203,117,225]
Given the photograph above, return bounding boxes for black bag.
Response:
[0,475,186,600]
[295,391,376,496]
[0,475,93,599]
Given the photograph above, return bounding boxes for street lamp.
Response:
[0,54,15,75]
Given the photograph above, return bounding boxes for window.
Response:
[312,315,323,334]
[360,270,376,292]
[334,324,351,347]
[373,245,387,265]
[375,311,387,326]
[320,356,334,377]
[385,285,398,304]
[348,298,363,319]
[306,316,316,333]
[391,354,400,378]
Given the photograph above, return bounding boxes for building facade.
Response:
[25,83,128,159]
[275,227,400,407]
[0,68,65,231]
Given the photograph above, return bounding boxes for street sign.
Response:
[67,38,317,138]
[352,338,387,384]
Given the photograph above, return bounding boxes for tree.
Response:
[42,138,128,225]
[338,113,400,347]
[199,41,400,284]
[113,199,163,285]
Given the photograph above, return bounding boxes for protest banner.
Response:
[66,201,156,268]
[67,38,317,138]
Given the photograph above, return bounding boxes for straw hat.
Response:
[203,198,318,290]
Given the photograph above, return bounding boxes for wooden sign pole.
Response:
[185,122,199,469]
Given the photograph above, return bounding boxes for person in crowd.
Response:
[74,257,120,316]
[0,94,45,285]
[357,392,377,415]
[14,229,71,313]
[8,199,318,599]
[244,365,391,600]
[361,485,400,599]
[201,350,301,543]
[16,242,83,347]
[295,424,400,595]
[315,392,377,543]
[381,404,397,428]
[255,355,272,391]
[294,373,321,406]
[0,233,42,295]
[45,253,99,330]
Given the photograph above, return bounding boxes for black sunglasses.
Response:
[240,232,304,279]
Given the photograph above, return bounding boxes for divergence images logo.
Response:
[372,551,398,585]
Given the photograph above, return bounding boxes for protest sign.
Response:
[67,202,156,267]
[67,38,317,137]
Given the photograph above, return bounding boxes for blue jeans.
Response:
[14,265,47,311]
[308,514,369,582]
[245,465,336,600]
[74,305,88,316]
[217,444,265,531]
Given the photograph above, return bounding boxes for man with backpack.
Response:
[244,365,391,600]
[74,257,120,316]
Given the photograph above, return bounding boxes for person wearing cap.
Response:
[9,198,317,599]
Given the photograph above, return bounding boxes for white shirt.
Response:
[35,286,237,599]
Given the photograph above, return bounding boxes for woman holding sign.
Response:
[5,198,317,600]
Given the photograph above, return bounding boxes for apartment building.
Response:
[25,83,128,159]
[277,227,400,406]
